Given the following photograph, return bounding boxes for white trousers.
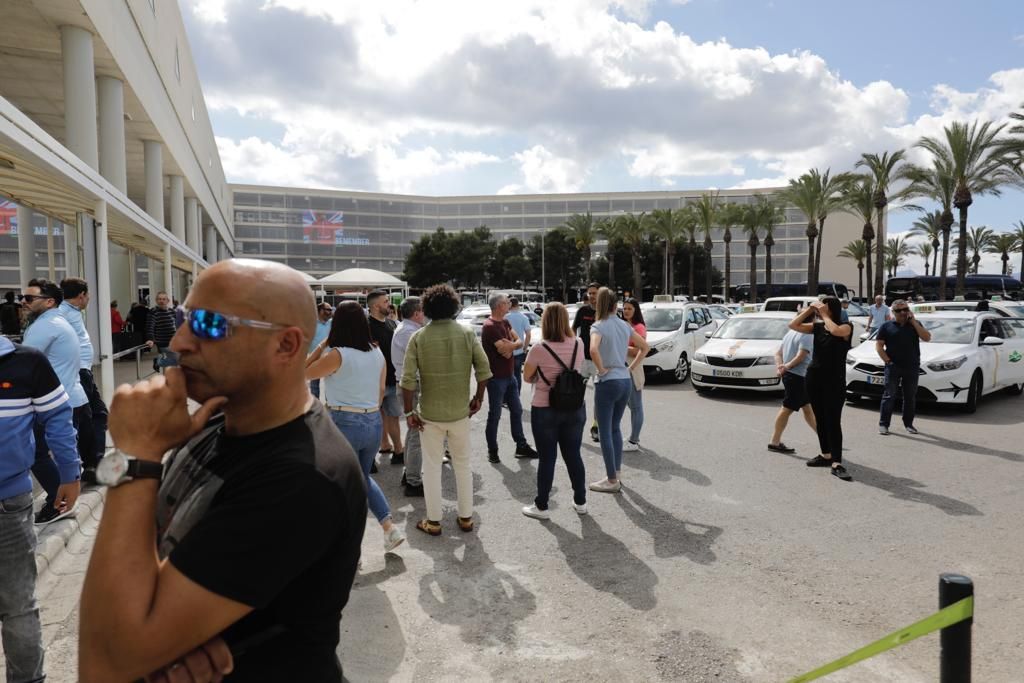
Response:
[420,417,473,522]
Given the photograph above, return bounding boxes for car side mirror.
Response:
[859,332,870,343]
[980,336,1004,346]
[686,322,699,332]
[704,330,714,339]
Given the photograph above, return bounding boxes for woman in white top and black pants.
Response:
[307,301,405,552]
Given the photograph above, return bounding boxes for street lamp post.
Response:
[541,227,546,300]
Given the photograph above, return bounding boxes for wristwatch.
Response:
[403,410,417,418]
[95,450,164,488]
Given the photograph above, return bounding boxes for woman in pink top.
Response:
[520,303,588,520]
[622,297,646,451]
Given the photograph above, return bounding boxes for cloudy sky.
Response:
[181,0,1024,273]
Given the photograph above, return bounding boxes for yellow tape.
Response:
[789,596,973,682]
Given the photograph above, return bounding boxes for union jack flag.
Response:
[302,210,345,245]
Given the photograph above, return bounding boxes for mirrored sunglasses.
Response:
[186,307,287,341]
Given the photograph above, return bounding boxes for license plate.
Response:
[866,375,886,385]
[712,369,744,378]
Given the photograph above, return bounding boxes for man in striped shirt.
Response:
[146,291,178,373]
[0,335,80,681]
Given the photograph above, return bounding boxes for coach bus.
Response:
[731,281,849,302]
[884,275,1022,304]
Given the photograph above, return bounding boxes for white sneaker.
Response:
[572,502,588,515]
[522,505,551,520]
[623,440,640,452]
[589,479,621,493]
[383,526,405,552]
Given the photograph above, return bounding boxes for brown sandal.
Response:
[457,516,474,532]
[415,519,442,536]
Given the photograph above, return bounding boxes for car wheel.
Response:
[1005,382,1024,396]
[962,371,982,414]
[674,353,690,383]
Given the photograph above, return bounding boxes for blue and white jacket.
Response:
[0,336,80,500]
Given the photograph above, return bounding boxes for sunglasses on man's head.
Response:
[186,307,287,341]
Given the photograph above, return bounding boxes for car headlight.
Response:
[653,339,674,350]
[752,356,774,366]
[694,352,707,363]
[927,356,967,372]
[846,357,856,365]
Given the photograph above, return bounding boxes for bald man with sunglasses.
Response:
[80,259,367,683]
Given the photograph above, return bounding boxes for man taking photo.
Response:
[876,299,931,435]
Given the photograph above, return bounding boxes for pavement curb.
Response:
[34,486,107,577]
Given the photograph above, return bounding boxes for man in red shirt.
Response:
[481,293,537,463]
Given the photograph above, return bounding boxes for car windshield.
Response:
[714,317,790,340]
[998,304,1024,317]
[847,301,869,316]
[643,308,684,331]
[709,307,730,319]
[457,308,488,322]
[762,300,805,312]
[920,318,975,344]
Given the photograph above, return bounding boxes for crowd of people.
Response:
[0,257,945,681]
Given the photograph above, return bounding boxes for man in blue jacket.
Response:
[59,277,108,470]
[0,335,80,682]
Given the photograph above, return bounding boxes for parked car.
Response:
[691,312,791,393]
[844,312,1024,413]
[910,300,1024,318]
[639,302,715,382]
[707,304,734,330]
[761,296,866,346]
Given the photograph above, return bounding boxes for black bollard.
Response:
[939,573,973,683]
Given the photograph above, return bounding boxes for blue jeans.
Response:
[330,411,390,523]
[627,385,644,444]
[880,364,919,428]
[513,354,526,393]
[530,406,587,510]
[485,376,527,452]
[594,378,632,479]
[0,492,44,683]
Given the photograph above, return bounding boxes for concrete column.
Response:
[79,213,101,346]
[46,217,55,280]
[144,140,164,225]
[60,26,98,170]
[217,239,228,262]
[63,221,80,277]
[163,243,173,299]
[108,244,132,318]
[204,225,216,262]
[17,205,34,288]
[185,197,199,253]
[169,175,186,242]
[94,200,114,404]
[97,76,127,193]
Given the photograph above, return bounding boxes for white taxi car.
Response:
[762,296,866,346]
[691,312,792,393]
[910,300,1024,318]
[844,312,1024,413]
[640,302,715,382]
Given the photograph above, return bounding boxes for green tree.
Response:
[953,225,995,274]
[693,192,720,300]
[756,195,786,297]
[812,169,856,290]
[901,156,957,299]
[648,208,685,295]
[618,212,649,300]
[778,174,820,294]
[673,207,701,298]
[445,226,495,288]
[563,212,598,283]
[914,242,934,276]
[986,232,1022,276]
[909,209,943,279]
[526,228,582,302]
[916,120,1018,296]
[402,228,452,288]
[741,203,761,302]
[716,202,743,301]
[856,150,909,297]
[884,236,913,277]
[841,177,877,301]
[837,240,868,303]
[1009,220,1024,279]
[597,217,624,290]
[490,237,532,288]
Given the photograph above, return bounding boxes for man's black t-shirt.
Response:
[572,305,597,360]
[0,301,21,335]
[876,320,921,368]
[156,402,367,682]
[368,316,397,386]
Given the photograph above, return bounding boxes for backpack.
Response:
[536,341,586,411]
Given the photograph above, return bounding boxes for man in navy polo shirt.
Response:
[876,299,932,435]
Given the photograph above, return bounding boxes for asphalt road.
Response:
[13,376,1023,682]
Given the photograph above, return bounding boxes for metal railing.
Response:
[96,343,153,381]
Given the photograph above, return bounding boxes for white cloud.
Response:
[511,145,587,194]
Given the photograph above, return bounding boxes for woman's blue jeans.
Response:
[627,385,644,443]
[594,378,631,479]
[330,410,390,523]
[530,405,587,510]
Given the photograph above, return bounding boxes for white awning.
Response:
[317,268,407,290]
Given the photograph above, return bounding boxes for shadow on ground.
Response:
[340,555,408,680]
[615,488,722,564]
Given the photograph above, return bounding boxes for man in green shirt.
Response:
[402,284,491,536]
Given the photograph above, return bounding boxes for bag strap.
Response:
[541,342,572,372]
[536,366,552,387]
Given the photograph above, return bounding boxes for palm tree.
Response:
[909,209,943,277]
[597,217,623,289]
[914,242,934,276]
[837,240,868,302]
[901,156,957,299]
[693,192,720,300]
[916,120,1019,296]
[1010,220,1024,280]
[811,169,856,290]
[717,202,743,302]
[985,232,1021,276]
[676,207,701,298]
[648,209,685,295]
[756,195,786,298]
[778,175,819,294]
[884,236,913,277]
[955,225,994,274]
[741,203,761,302]
[856,150,909,296]
[618,212,648,300]
[564,212,598,283]
[841,177,877,303]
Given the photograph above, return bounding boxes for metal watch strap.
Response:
[125,459,164,481]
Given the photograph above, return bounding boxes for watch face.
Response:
[96,452,128,486]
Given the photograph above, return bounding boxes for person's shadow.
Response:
[416,533,537,647]
[543,515,658,611]
[626,448,712,486]
[338,555,408,680]
[615,488,721,564]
